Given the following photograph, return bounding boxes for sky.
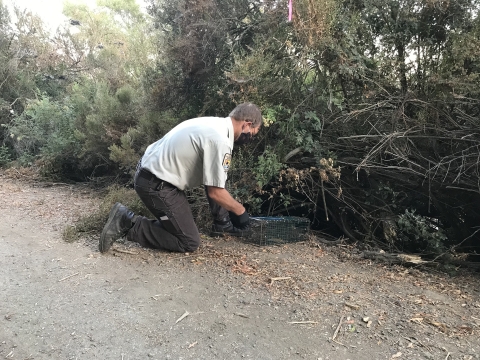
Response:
[4,0,147,32]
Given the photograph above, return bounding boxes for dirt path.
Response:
[1,174,479,360]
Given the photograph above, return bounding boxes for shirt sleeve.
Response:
[203,140,232,188]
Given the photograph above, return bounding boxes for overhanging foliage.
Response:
[1,0,479,256]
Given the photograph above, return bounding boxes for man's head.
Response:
[230,103,262,145]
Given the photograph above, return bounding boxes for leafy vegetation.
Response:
[1,0,479,257]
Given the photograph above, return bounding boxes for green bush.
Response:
[69,79,144,175]
[7,96,80,175]
[396,210,447,254]
[109,110,180,173]
[116,85,134,105]
[0,145,11,166]
[254,149,284,188]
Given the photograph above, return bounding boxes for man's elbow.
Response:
[206,186,225,202]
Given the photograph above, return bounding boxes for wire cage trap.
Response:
[247,216,310,246]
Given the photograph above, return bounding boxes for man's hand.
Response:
[229,210,250,230]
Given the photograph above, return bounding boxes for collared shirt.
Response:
[141,117,234,190]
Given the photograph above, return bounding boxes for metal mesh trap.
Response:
[247,216,310,246]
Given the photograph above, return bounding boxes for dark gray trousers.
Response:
[127,168,228,252]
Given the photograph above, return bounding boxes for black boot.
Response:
[210,219,251,237]
[99,202,135,253]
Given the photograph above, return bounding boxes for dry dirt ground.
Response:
[1,172,479,360]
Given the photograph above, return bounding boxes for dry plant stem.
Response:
[270,277,291,282]
[428,161,431,213]
[284,147,302,162]
[445,186,480,194]
[175,311,189,324]
[403,337,432,352]
[344,302,360,310]
[234,313,249,318]
[321,179,329,221]
[113,248,138,255]
[58,272,79,282]
[332,315,344,341]
[332,339,346,347]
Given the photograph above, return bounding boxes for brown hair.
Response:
[229,103,262,127]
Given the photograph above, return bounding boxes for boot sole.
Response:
[99,202,122,253]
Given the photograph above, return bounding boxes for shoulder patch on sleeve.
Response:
[222,153,232,172]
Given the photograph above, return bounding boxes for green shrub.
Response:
[396,210,447,254]
[7,96,80,176]
[116,85,134,105]
[108,110,180,172]
[254,149,284,188]
[0,145,12,166]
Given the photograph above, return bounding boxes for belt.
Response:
[136,168,174,190]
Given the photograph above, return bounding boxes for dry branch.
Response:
[332,315,344,341]
[362,252,427,265]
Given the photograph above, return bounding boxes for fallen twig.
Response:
[270,277,291,282]
[344,302,360,310]
[402,336,432,352]
[113,248,138,255]
[363,251,427,265]
[175,311,189,324]
[332,339,346,347]
[234,313,249,318]
[332,315,344,341]
[58,272,79,282]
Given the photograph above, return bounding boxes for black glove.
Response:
[229,210,250,230]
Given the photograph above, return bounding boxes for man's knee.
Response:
[183,237,200,252]
[183,243,199,253]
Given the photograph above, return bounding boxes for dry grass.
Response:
[62,184,154,242]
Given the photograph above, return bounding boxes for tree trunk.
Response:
[396,40,408,94]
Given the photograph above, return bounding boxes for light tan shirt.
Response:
[141,117,234,190]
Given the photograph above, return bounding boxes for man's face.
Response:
[235,121,260,145]
[246,122,261,137]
